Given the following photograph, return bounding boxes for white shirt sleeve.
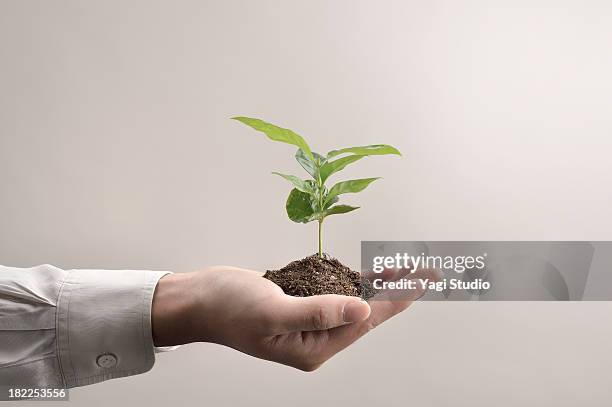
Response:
[0,264,175,388]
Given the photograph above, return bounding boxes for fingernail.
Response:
[343,299,371,323]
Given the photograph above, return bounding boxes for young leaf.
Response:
[322,204,360,218]
[319,155,364,183]
[325,177,380,204]
[323,194,339,210]
[327,144,401,159]
[286,188,315,223]
[232,117,314,160]
[295,149,326,179]
[271,172,312,194]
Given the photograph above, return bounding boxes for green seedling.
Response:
[233,117,401,258]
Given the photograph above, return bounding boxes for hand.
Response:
[152,265,436,371]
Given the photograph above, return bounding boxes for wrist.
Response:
[151,272,197,346]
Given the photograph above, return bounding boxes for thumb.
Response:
[279,295,371,332]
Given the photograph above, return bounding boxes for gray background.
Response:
[1,0,611,406]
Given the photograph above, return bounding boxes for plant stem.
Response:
[318,220,323,258]
[316,157,324,259]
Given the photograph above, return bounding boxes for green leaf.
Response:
[286,188,315,223]
[295,149,315,177]
[271,172,312,194]
[327,144,401,159]
[319,155,364,183]
[295,149,326,179]
[232,117,314,160]
[322,204,360,218]
[323,194,339,210]
[295,148,327,180]
[325,177,380,204]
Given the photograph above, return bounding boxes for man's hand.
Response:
[152,266,435,371]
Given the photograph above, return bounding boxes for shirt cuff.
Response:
[55,269,170,388]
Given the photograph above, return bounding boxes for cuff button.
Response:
[96,353,118,368]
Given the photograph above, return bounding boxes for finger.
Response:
[275,294,371,332]
[313,268,441,360]
[364,294,414,327]
[367,268,440,323]
[289,298,411,368]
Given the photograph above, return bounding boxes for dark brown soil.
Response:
[264,254,376,299]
